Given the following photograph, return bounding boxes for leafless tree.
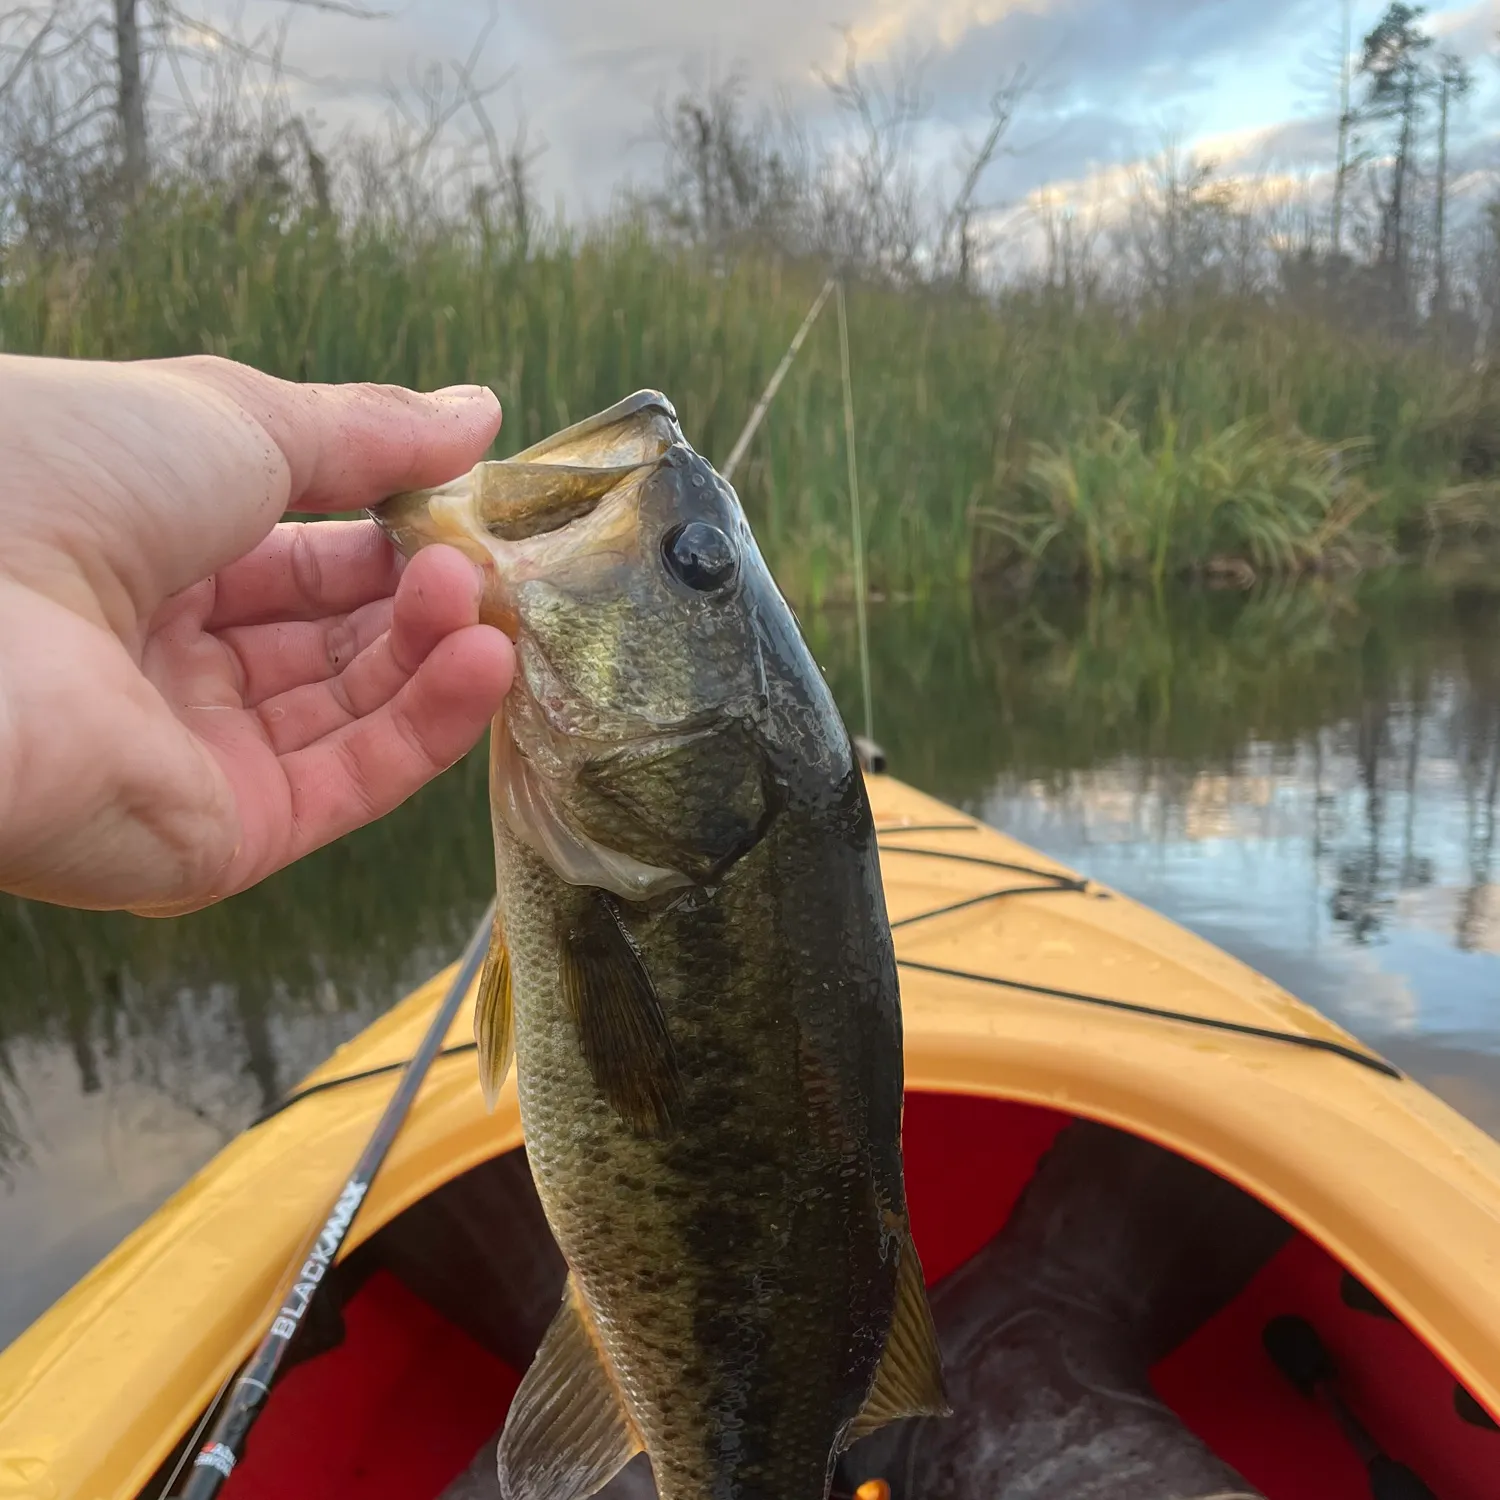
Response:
[1357,1,1435,330]
[5,0,1500,360]
[1431,50,1472,320]
[111,0,144,191]
[812,29,931,281]
[648,65,809,255]
[1113,141,1269,305]
[1331,0,1360,256]
[934,68,1027,290]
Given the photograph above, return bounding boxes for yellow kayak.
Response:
[0,775,1496,1500]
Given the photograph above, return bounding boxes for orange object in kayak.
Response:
[0,775,1496,1500]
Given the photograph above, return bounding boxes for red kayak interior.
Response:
[210,1093,1498,1500]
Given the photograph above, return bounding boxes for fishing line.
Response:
[716,272,873,742]
[153,1371,234,1500]
[837,278,876,747]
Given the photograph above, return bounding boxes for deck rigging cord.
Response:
[176,900,497,1500]
[879,837,1401,1078]
[252,829,1400,1126]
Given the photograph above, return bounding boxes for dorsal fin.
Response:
[498,1276,643,1500]
[842,1228,950,1447]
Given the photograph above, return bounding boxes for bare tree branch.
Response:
[937,66,1028,288]
[279,0,392,15]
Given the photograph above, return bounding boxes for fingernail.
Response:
[433,384,494,402]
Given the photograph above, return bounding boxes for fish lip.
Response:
[509,388,681,463]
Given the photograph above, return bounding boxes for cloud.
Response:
[1430,0,1500,57]
[919,0,1324,119]
[50,0,1495,220]
[174,0,1316,195]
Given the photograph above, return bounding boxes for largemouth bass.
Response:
[370,391,947,1500]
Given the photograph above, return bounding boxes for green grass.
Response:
[1,186,1494,595]
[980,413,1382,587]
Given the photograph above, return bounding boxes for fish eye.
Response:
[661,521,738,593]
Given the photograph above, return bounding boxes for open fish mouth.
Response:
[369,388,761,742]
[369,390,685,618]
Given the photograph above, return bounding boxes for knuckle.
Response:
[289,524,325,611]
[391,699,442,773]
[335,738,384,823]
[323,615,360,675]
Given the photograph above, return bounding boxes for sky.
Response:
[13,0,1500,223]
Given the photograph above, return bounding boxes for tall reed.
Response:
[1,189,1489,596]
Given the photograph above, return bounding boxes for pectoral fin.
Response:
[843,1229,950,1447]
[498,1276,642,1500]
[474,912,515,1111]
[561,894,682,1136]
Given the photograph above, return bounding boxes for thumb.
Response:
[152,357,503,513]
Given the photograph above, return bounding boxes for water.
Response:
[3,571,1500,1349]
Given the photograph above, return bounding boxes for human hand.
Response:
[0,353,514,915]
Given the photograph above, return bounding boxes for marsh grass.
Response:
[1,188,1495,596]
[981,413,1382,587]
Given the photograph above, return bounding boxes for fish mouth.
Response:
[371,388,747,745]
[368,390,685,634]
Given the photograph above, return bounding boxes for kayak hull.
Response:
[0,775,1497,1499]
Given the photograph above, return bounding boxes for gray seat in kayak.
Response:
[837,1119,1282,1500]
[428,1118,1283,1500]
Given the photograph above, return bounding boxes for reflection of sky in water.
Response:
[980,696,1500,1055]
[9,587,1500,1349]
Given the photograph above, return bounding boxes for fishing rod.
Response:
[176,900,497,1500]
[721,276,836,484]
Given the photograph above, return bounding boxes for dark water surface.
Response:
[4,572,1500,1348]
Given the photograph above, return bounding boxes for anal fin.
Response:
[843,1228,951,1447]
[561,892,682,1136]
[498,1276,642,1500]
[475,910,515,1110]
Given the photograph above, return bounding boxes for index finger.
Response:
[207,519,401,629]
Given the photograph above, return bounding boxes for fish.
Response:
[369,390,948,1500]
